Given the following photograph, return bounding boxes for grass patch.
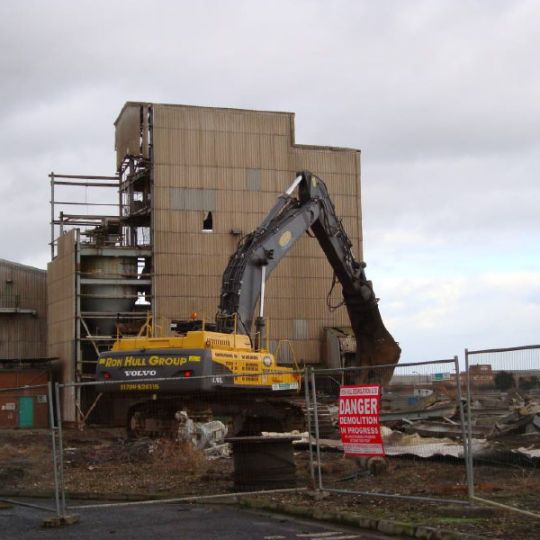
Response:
[432,517,482,525]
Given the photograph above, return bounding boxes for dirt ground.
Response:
[0,428,539,539]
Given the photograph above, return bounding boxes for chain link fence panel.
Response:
[56,371,311,512]
[0,382,62,518]
[465,345,540,517]
[308,359,472,505]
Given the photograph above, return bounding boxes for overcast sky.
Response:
[0,0,538,365]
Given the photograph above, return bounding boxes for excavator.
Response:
[96,171,400,437]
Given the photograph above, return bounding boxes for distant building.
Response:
[469,364,494,386]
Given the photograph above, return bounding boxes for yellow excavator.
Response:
[96,171,400,436]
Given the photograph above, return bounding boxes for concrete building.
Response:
[48,103,363,423]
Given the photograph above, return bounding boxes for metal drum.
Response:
[227,436,298,491]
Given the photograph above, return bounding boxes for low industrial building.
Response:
[0,259,52,428]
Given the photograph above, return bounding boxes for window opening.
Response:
[202,211,213,232]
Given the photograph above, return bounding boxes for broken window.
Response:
[202,211,213,232]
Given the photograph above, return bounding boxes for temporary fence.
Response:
[0,382,63,520]
[54,370,310,513]
[465,345,540,517]
[307,358,472,505]
[5,350,537,528]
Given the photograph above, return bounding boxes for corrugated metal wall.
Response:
[0,259,47,359]
[147,103,363,364]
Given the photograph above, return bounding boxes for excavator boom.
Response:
[217,171,400,384]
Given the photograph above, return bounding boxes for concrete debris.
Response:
[302,391,540,463]
[203,443,231,459]
[175,410,228,451]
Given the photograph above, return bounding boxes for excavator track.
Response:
[125,393,339,440]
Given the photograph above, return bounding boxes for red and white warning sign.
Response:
[338,385,384,456]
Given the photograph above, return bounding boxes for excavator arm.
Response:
[216,171,400,384]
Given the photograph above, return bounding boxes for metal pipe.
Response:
[325,488,470,505]
[259,266,266,318]
[53,201,121,207]
[285,175,303,196]
[75,231,82,429]
[0,498,57,513]
[47,381,61,517]
[68,487,308,510]
[464,348,475,499]
[48,174,119,180]
[54,383,67,517]
[51,181,118,187]
[60,368,304,388]
[313,358,456,373]
[467,344,540,355]
[453,356,473,500]
[471,495,540,519]
[309,368,323,490]
[0,383,49,392]
[303,367,316,488]
[50,172,55,259]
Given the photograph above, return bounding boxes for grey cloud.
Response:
[0,0,538,359]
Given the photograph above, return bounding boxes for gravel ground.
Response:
[1,428,538,539]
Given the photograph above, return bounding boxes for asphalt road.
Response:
[0,500,399,540]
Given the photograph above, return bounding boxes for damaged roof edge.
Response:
[114,101,361,153]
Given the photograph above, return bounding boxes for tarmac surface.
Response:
[0,500,400,540]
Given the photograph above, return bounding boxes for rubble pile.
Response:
[313,389,540,463]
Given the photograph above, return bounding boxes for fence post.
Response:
[47,381,61,517]
[454,356,473,500]
[464,348,475,498]
[303,367,316,488]
[54,383,67,516]
[309,368,323,491]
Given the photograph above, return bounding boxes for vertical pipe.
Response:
[464,348,475,498]
[75,230,81,426]
[47,382,61,517]
[50,172,55,260]
[454,356,472,500]
[309,368,323,490]
[259,266,266,318]
[233,313,237,350]
[54,383,67,516]
[303,367,315,488]
[255,266,267,350]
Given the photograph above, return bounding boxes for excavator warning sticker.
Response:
[338,385,384,457]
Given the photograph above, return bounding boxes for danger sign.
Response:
[338,385,384,456]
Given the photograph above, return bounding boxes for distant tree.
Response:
[494,371,515,391]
